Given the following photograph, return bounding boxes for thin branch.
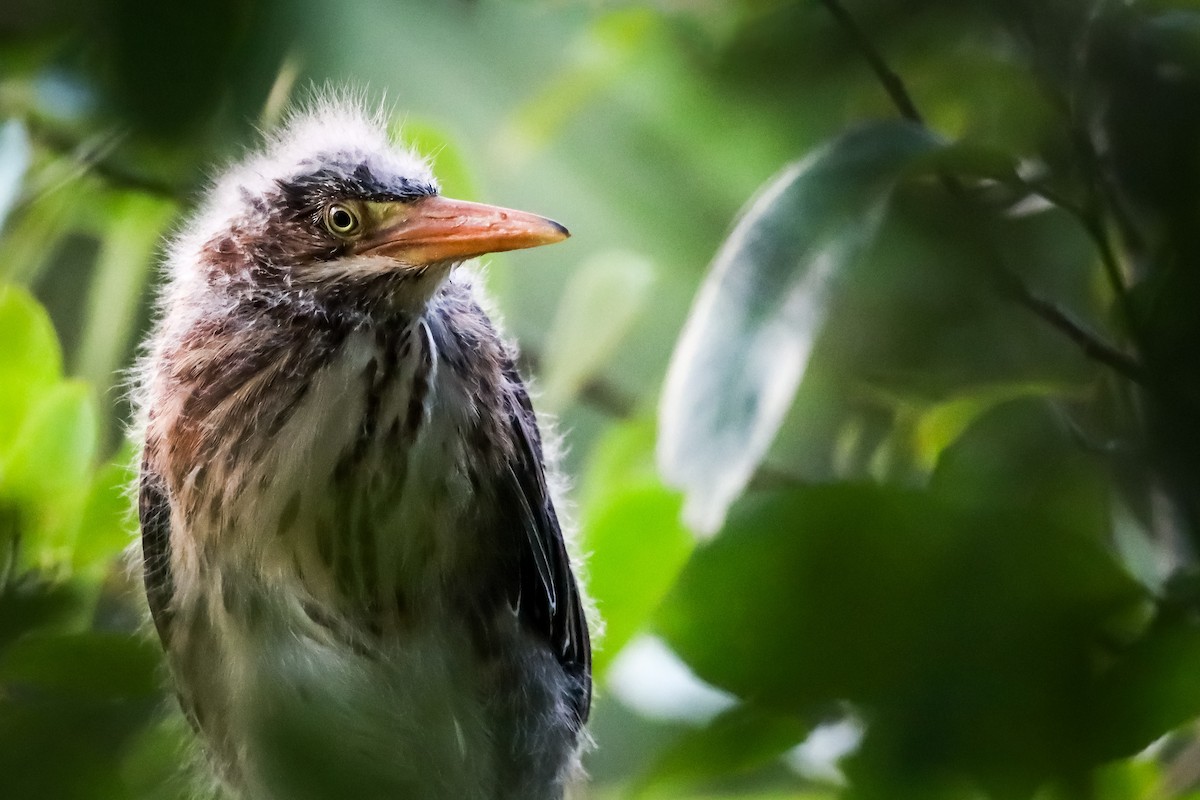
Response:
[516,349,639,419]
[818,0,925,124]
[819,0,1145,383]
[25,119,187,202]
[576,374,637,419]
[994,271,1143,381]
[1067,124,1135,299]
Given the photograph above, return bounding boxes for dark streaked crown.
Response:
[172,99,439,292]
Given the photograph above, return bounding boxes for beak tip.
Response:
[547,218,570,239]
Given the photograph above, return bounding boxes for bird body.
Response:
[135,100,590,799]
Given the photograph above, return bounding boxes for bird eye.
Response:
[324,204,361,237]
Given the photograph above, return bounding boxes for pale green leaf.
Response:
[540,250,654,412]
[658,121,946,534]
[75,193,175,399]
[0,380,97,565]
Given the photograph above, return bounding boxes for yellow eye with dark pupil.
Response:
[325,204,360,236]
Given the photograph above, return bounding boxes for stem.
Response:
[25,119,186,202]
[517,349,638,419]
[819,0,1144,382]
[996,272,1143,381]
[818,0,925,124]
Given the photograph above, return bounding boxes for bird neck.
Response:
[205,262,455,331]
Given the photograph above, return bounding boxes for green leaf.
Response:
[578,416,661,510]
[0,631,160,698]
[1,381,98,565]
[930,398,1113,547]
[0,631,164,800]
[0,285,63,456]
[913,381,1070,473]
[0,572,85,650]
[584,485,693,677]
[1094,610,1200,760]
[0,175,99,286]
[118,713,196,800]
[656,484,1143,789]
[540,249,654,412]
[577,419,693,675]
[394,118,478,201]
[636,703,814,797]
[658,121,947,533]
[74,453,136,575]
[2,381,97,500]
[0,284,62,381]
[0,119,31,232]
[1092,758,1163,800]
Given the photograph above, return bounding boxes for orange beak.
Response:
[356,196,570,265]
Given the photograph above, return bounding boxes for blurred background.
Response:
[5,0,1200,798]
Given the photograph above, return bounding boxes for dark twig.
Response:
[819,0,1145,383]
[818,0,925,124]
[994,272,1143,381]
[25,118,187,202]
[516,348,639,419]
[576,374,637,419]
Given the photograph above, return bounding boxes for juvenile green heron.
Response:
[134,99,591,799]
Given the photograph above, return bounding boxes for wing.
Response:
[498,360,592,724]
[138,455,176,647]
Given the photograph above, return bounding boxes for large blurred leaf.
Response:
[1,380,98,565]
[579,417,663,511]
[930,398,1112,548]
[0,631,159,696]
[0,119,31,232]
[0,631,163,799]
[658,121,945,533]
[656,484,1143,793]
[74,453,136,576]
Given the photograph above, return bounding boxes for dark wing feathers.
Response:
[504,462,558,613]
[500,361,593,724]
[138,457,175,646]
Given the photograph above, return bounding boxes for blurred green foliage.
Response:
[5,0,1200,798]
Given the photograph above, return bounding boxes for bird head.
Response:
[174,99,568,314]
